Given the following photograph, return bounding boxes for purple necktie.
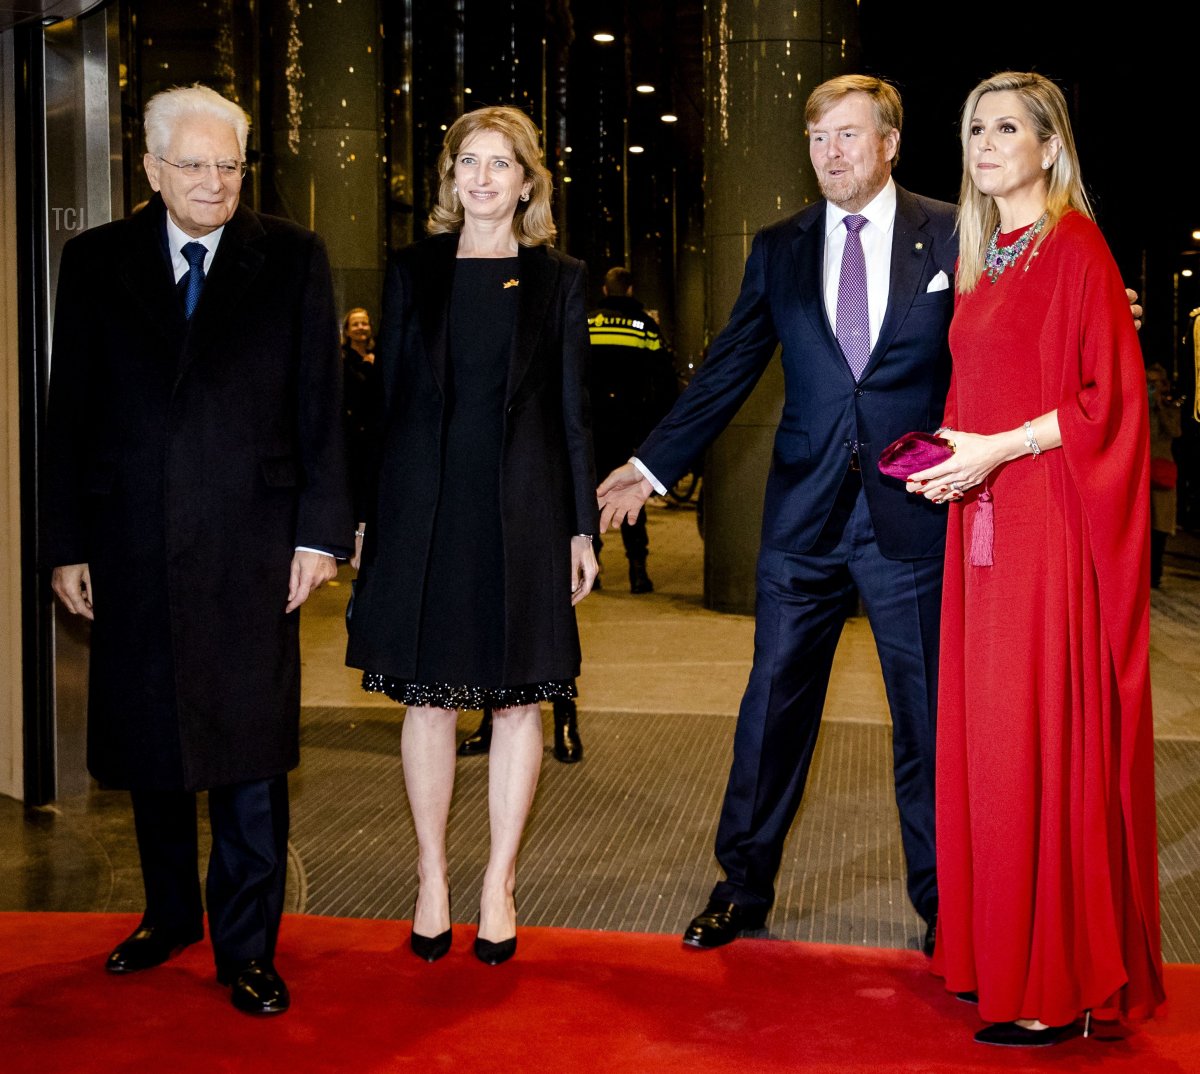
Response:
[835,214,870,380]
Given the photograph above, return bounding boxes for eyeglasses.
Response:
[157,157,247,180]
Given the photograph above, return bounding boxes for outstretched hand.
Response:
[597,461,653,532]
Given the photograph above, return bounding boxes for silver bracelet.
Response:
[1023,420,1041,457]
[354,529,366,538]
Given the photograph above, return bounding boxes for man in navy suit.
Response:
[598,75,953,952]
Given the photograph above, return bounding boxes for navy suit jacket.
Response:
[638,183,957,561]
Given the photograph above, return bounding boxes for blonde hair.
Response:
[144,84,249,158]
[426,106,556,247]
[805,75,903,167]
[341,307,371,345]
[956,71,1092,293]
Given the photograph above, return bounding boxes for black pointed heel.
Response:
[973,1020,1080,1047]
[410,927,452,963]
[473,935,517,965]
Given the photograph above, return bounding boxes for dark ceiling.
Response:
[0,0,100,32]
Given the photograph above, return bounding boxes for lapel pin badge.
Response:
[502,278,519,289]
[914,242,924,251]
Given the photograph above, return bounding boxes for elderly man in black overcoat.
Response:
[42,84,352,1015]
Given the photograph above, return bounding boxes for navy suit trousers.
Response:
[131,775,290,970]
[710,477,941,922]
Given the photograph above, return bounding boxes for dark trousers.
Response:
[595,508,649,563]
[1151,529,1168,587]
[131,775,290,971]
[710,482,942,922]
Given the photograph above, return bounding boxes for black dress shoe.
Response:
[974,1020,1078,1047]
[411,927,452,962]
[682,899,768,949]
[922,913,937,957]
[458,708,493,756]
[219,959,290,1016]
[105,923,202,974]
[474,935,517,965]
[552,699,583,764]
[955,991,979,1004]
[629,559,654,594]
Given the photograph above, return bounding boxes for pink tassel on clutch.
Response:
[969,486,994,567]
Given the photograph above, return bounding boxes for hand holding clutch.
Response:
[877,431,955,480]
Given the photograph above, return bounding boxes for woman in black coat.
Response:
[346,106,598,965]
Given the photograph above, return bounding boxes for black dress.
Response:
[362,258,577,710]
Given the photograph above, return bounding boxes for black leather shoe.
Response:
[474,935,517,965]
[974,1021,1078,1047]
[458,708,493,756]
[219,959,290,1016]
[955,991,979,1004]
[411,927,452,963]
[922,913,937,957]
[552,700,583,764]
[629,559,654,594]
[682,899,768,949]
[105,923,202,974]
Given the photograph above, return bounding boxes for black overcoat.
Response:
[41,196,353,791]
[345,236,598,685]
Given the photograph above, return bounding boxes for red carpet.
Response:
[2,913,1198,1073]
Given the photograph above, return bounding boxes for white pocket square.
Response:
[926,271,950,293]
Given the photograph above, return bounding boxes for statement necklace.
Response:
[984,211,1048,283]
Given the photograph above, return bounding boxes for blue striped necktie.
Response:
[181,241,207,319]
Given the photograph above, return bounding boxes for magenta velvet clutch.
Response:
[877,431,953,479]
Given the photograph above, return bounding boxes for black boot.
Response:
[552,700,583,764]
[628,558,654,594]
[457,707,493,756]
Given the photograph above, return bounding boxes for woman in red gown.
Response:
[907,72,1165,1046]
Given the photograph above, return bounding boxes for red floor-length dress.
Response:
[933,211,1165,1026]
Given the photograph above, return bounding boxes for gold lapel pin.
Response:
[502,278,519,289]
[914,242,924,251]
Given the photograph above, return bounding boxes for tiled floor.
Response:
[4,497,1200,961]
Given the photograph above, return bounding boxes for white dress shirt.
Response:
[821,178,896,352]
[165,214,223,282]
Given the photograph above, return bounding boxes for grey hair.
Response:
[143,84,249,158]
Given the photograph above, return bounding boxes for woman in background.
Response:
[341,307,378,523]
[1146,363,1182,587]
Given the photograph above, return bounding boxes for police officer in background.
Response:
[587,267,677,593]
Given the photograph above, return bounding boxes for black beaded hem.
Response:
[361,673,577,710]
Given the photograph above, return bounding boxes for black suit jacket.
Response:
[640,184,957,560]
[41,195,353,790]
[346,235,597,685]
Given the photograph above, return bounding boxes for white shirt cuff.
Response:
[295,547,335,558]
[631,457,667,496]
